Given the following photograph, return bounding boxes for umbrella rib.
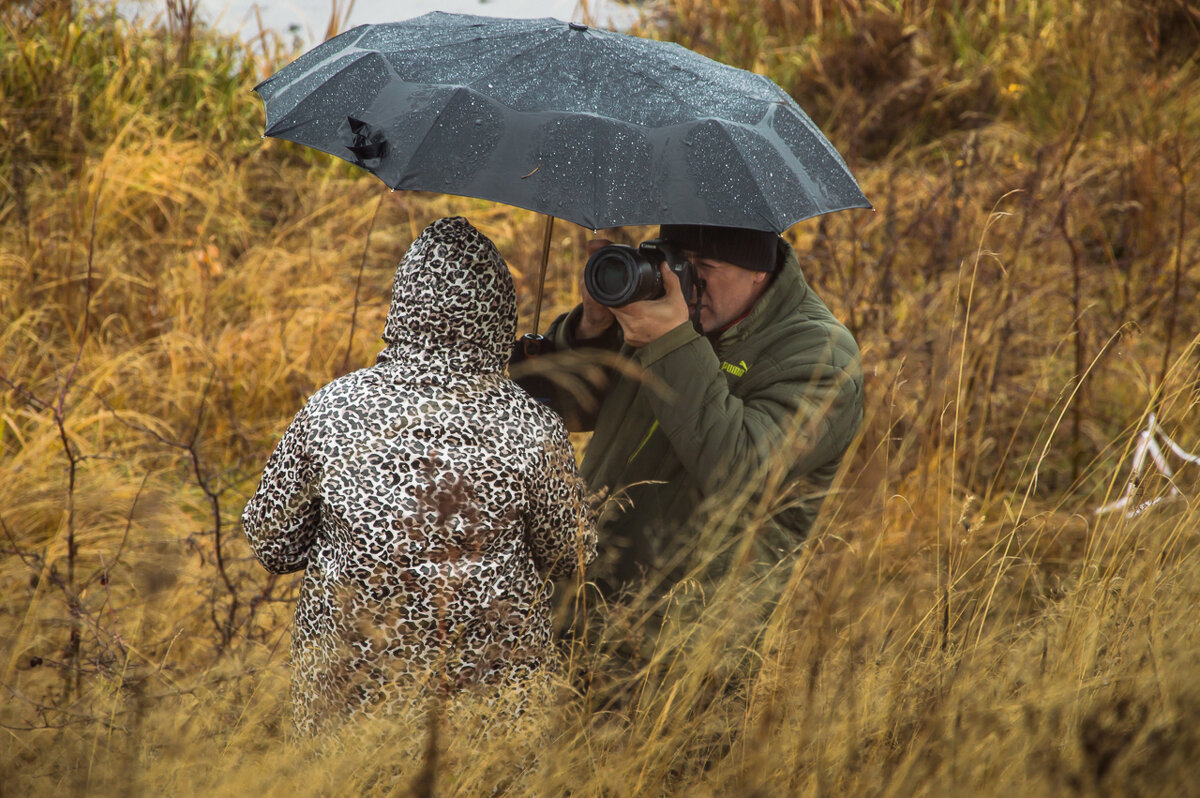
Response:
[659,43,788,104]
[263,51,383,136]
[459,28,564,97]
[590,124,600,230]
[596,34,784,123]
[396,89,472,187]
[592,35,708,122]
[708,121,781,231]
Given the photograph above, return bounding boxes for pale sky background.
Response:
[121,0,641,44]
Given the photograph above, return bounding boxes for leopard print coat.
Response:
[242,216,595,735]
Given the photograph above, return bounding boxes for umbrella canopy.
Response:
[255,12,870,234]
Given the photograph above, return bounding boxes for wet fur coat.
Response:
[242,217,595,734]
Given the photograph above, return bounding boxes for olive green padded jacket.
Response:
[543,243,863,587]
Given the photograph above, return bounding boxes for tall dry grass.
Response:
[2,0,1199,794]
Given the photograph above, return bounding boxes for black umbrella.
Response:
[254,12,871,235]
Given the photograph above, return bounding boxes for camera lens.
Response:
[594,255,630,297]
[584,245,664,307]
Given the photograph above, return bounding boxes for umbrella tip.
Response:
[569,22,588,32]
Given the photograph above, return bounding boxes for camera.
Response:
[583,239,696,308]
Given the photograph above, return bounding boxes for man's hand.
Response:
[576,238,616,340]
[611,263,690,348]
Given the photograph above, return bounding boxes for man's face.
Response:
[684,253,771,333]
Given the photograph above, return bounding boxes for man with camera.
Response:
[536,224,863,593]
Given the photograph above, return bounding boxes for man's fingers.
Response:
[659,263,682,297]
[586,238,613,255]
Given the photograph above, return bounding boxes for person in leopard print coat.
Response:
[242,216,596,735]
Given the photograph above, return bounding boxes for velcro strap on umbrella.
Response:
[345,116,388,162]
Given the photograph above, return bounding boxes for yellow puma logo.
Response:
[720,360,750,378]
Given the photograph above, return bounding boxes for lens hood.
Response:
[584,245,664,307]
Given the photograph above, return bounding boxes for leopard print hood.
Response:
[376,216,516,379]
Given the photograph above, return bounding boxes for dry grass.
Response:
[2,0,1199,794]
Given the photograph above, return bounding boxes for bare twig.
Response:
[1055,192,1086,485]
[1153,133,1190,409]
[83,471,149,592]
[0,373,52,412]
[184,370,241,645]
[165,0,200,67]
[341,192,386,375]
[412,694,443,798]
[1,513,42,573]
[1054,66,1098,193]
[92,376,251,648]
[52,165,106,701]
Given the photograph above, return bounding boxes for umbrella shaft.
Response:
[532,215,554,332]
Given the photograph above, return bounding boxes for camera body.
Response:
[583,239,695,308]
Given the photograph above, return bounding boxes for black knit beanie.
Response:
[658,224,783,273]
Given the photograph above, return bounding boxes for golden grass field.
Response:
[2,0,1199,794]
